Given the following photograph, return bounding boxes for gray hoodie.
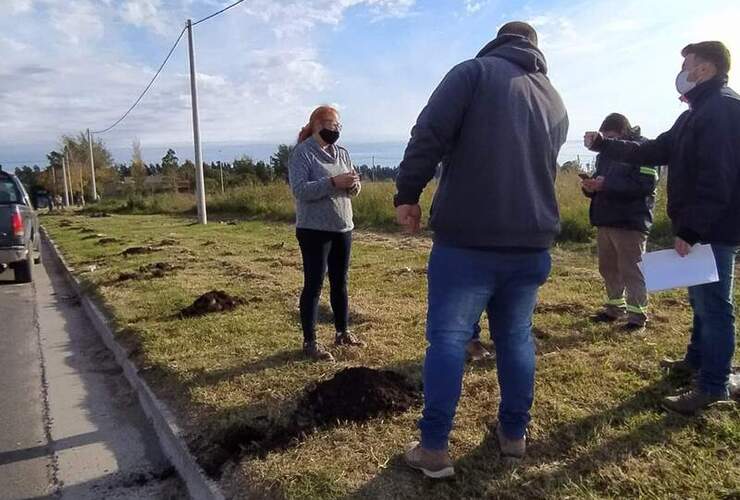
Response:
[395,34,569,248]
[288,137,358,233]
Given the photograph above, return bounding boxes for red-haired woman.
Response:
[289,105,364,361]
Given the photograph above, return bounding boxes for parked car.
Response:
[0,170,41,283]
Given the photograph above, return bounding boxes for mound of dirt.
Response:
[58,219,73,227]
[295,367,419,425]
[117,271,142,282]
[88,211,111,218]
[140,262,178,277]
[121,246,157,256]
[98,237,121,245]
[193,367,419,478]
[180,290,243,317]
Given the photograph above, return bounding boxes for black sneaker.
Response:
[660,357,697,377]
[662,388,730,415]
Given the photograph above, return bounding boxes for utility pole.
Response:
[87,128,98,201]
[65,149,74,206]
[61,150,70,207]
[78,157,86,207]
[186,19,207,225]
[219,162,224,194]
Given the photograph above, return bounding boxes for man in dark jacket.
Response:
[396,22,568,478]
[582,113,658,330]
[585,41,739,415]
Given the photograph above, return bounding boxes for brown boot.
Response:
[404,441,454,479]
[335,331,366,347]
[496,423,526,461]
[466,340,492,362]
[303,341,334,361]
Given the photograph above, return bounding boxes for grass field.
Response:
[42,211,738,500]
[84,170,674,247]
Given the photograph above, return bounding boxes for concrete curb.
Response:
[41,228,226,500]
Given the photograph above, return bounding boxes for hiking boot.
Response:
[303,341,334,361]
[660,357,697,377]
[335,331,366,347]
[620,322,646,334]
[591,309,624,323]
[466,340,492,362]
[404,441,454,479]
[662,388,730,415]
[496,423,526,461]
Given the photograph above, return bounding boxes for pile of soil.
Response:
[121,246,157,256]
[58,220,73,227]
[88,211,111,218]
[98,237,121,245]
[117,262,179,282]
[295,367,418,425]
[194,367,419,478]
[180,290,243,317]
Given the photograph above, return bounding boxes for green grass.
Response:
[43,212,739,500]
[83,170,670,244]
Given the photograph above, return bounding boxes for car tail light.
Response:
[11,208,23,237]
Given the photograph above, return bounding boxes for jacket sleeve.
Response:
[394,61,479,206]
[602,164,658,198]
[288,149,335,202]
[595,132,671,166]
[675,104,738,244]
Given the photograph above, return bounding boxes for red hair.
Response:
[297,105,339,143]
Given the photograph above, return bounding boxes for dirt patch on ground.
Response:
[121,246,159,257]
[535,301,584,315]
[192,367,419,478]
[116,262,181,282]
[78,227,96,234]
[180,290,244,317]
[58,219,73,227]
[98,237,122,245]
[88,211,111,218]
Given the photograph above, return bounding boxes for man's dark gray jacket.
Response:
[395,34,569,248]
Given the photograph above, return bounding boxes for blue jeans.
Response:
[419,244,551,450]
[684,244,738,396]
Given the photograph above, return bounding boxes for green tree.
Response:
[161,149,179,192]
[270,144,293,182]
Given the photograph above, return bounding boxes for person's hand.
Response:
[582,176,605,193]
[584,131,603,150]
[332,173,359,189]
[396,204,422,234]
[675,237,692,257]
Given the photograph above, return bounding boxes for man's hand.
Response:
[332,172,360,189]
[396,204,422,234]
[675,237,692,257]
[582,176,605,193]
[584,131,603,150]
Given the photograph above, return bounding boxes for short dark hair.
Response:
[497,21,538,46]
[682,41,731,76]
[599,113,632,136]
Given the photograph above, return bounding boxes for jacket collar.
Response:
[685,75,728,108]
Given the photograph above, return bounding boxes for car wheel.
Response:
[15,251,33,283]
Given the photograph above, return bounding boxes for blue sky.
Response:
[1,0,739,165]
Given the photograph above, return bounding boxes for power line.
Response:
[92,26,187,135]
[192,0,246,26]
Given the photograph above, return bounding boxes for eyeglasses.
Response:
[321,120,343,131]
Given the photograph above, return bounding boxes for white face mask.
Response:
[675,69,697,96]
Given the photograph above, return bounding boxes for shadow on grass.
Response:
[348,376,694,499]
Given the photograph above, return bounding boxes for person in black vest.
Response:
[585,41,740,414]
[582,113,657,331]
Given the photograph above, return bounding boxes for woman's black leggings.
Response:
[296,228,352,343]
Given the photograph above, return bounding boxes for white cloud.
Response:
[463,0,486,14]
[119,0,170,35]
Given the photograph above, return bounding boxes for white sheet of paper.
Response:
[638,244,719,292]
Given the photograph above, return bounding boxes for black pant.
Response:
[296,228,352,342]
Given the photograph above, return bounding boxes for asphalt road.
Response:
[0,248,184,499]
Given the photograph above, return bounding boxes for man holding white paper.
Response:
[585,41,740,414]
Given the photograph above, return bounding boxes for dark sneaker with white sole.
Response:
[660,357,697,377]
[466,340,492,362]
[662,388,730,415]
[404,441,454,479]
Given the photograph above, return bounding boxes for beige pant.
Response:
[597,227,648,325]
